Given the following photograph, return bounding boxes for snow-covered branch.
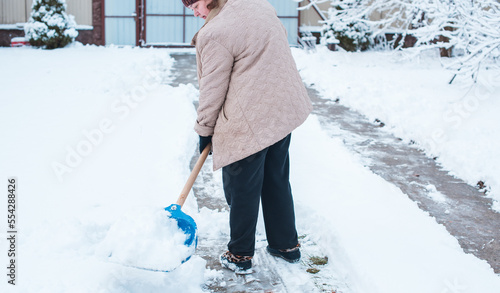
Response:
[300,0,500,81]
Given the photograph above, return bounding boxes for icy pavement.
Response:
[308,87,500,274]
[168,52,500,292]
[170,53,351,292]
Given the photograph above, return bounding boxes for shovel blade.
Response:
[165,204,197,248]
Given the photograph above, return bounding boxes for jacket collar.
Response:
[191,0,229,46]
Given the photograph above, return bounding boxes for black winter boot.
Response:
[266,244,301,263]
[220,251,253,274]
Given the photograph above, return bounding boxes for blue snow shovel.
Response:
[164,143,211,263]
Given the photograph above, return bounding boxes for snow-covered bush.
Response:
[25,0,78,49]
[301,0,500,82]
[411,0,500,80]
[322,3,373,52]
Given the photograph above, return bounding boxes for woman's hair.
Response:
[207,0,219,10]
[182,0,218,9]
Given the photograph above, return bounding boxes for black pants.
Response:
[222,134,298,256]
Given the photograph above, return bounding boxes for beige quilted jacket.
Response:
[193,0,312,170]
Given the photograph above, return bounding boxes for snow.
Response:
[314,0,500,76]
[10,37,27,42]
[0,45,205,292]
[291,116,500,292]
[95,207,195,272]
[293,46,500,212]
[0,24,24,30]
[424,184,447,203]
[299,25,323,33]
[1,44,499,292]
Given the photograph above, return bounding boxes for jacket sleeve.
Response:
[194,37,234,137]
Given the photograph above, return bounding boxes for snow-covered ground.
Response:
[0,45,206,292]
[1,45,499,292]
[293,47,500,211]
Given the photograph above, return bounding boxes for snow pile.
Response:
[25,0,78,49]
[291,116,500,293]
[0,46,206,292]
[1,45,499,292]
[96,207,195,272]
[293,46,500,211]
[425,184,447,203]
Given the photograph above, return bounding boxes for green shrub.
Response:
[25,0,78,49]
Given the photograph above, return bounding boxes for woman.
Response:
[183,0,312,274]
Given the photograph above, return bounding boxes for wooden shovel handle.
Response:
[176,143,211,207]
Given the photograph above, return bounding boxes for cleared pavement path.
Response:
[169,53,500,280]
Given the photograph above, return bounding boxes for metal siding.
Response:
[100,0,299,46]
[299,1,322,26]
[146,0,183,14]
[267,0,298,17]
[66,0,92,26]
[105,17,136,45]
[105,0,135,17]
[299,1,330,26]
[1,0,28,24]
[0,0,92,25]
[146,16,183,44]
[185,15,204,42]
[25,0,31,20]
[280,17,299,45]
[105,0,136,45]
[24,0,34,22]
[267,0,299,45]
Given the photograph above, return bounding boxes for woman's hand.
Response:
[199,135,213,154]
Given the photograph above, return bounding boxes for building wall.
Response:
[1,0,325,47]
[299,0,330,27]
[297,1,398,28]
[0,0,30,24]
[1,0,324,29]
[67,0,93,26]
[0,0,92,25]
[0,0,95,46]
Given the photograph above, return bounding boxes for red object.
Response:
[11,38,30,47]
